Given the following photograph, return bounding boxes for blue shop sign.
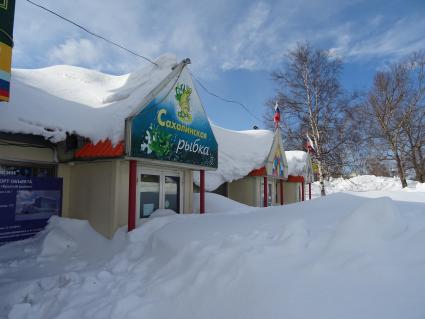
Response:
[129,68,218,168]
[0,175,62,244]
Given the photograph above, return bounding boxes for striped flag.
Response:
[0,0,16,102]
[273,101,281,128]
[305,133,315,154]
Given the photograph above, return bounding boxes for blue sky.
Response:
[12,0,425,131]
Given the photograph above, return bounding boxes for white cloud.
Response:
[12,0,425,76]
[48,38,101,66]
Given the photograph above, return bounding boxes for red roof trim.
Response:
[287,175,304,183]
[75,140,125,159]
[249,166,267,176]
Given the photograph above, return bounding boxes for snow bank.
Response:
[194,125,274,191]
[328,197,407,255]
[2,193,425,319]
[0,55,177,143]
[149,209,178,218]
[313,175,425,201]
[0,216,125,283]
[193,192,255,214]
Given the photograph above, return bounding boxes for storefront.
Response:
[124,59,218,230]
[283,151,315,203]
[0,57,218,240]
[201,127,290,208]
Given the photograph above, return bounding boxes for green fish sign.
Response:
[175,84,192,124]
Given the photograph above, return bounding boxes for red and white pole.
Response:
[128,160,137,232]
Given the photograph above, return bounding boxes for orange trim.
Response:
[249,166,267,176]
[75,140,125,159]
[287,175,304,183]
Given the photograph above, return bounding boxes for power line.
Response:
[191,73,263,123]
[24,0,264,124]
[24,0,158,66]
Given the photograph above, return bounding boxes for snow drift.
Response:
[1,191,425,319]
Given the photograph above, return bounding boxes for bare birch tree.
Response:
[402,52,425,182]
[267,42,347,196]
[364,52,425,187]
[365,64,411,187]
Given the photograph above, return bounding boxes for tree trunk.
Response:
[417,147,425,183]
[411,146,425,183]
[318,162,326,196]
[395,152,408,188]
[315,144,326,196]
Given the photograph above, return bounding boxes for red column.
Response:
[263,176,268,207]
[128,160,137,232]
[280,179,284,205]
[309,183,312,200]
[302,182,305,201]
[200,170,205,214]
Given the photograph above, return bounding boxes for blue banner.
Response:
[130,68,218,168]
[0,175,62,244]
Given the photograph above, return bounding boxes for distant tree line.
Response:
[266,42,425,194]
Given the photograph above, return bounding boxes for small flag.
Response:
[0,0,16,102]
[305,133,315,154]
[273,101,280,128]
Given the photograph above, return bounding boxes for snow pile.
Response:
[2,192,425,319]
[313,175,425,200]
[149,209,178,218]
[327,197,407,255]
[0,216,125,285]
[285,150,312,181]
[0,55,177,143]
[194,125,274,191]
[193,192,255,214]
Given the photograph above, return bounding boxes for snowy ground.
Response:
[1,176,425,319]
[312,175,425,202]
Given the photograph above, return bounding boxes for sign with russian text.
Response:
[0,175,62,244]
[129,68,218,168]
[0,0,16,102]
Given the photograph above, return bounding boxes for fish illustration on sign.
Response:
[175,84,193,124]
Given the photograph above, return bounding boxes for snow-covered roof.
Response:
[285,150,314,183]
[0,55,177,143]
[193,124,274,191]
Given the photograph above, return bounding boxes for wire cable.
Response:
[23,0,264,124]
[23,0,158,66]
[191,72,263,123]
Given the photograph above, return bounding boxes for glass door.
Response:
[164,176,180,213]
[139,174,160,218]
[137,166,183,219]
[260,179,274,207]
[268,182,273,206]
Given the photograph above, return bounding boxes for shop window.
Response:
[139,174,160,218]
[164,176,180,213]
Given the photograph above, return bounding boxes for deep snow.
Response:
[0,55,177,143]
[312,175,425,202]
[1,176,425,319]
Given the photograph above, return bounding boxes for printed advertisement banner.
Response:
[0,0,16,102]
[130,68,218,168]
[0,175,62,244]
